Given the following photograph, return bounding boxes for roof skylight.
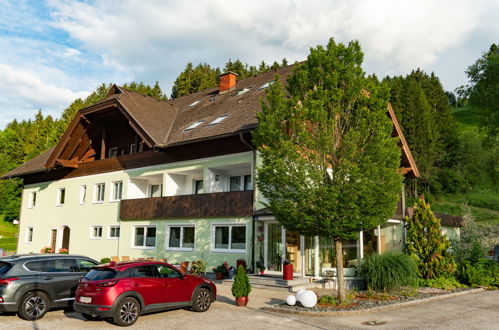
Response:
[208,115,229,126]
[236,87,251,96]
[184,120,205,131]
[189,100,201,107]
[258,81,273,90]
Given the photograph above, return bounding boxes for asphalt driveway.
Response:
[0,283,498,329]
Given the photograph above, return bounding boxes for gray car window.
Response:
[43,259,78,272]
[0,262,12,275]
[25,260,45,272]
[76,259,97,273]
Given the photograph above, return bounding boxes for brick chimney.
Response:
[219,71,237,94]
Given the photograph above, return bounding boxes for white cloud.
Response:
[0,64,88,125]
[48,0,484,91]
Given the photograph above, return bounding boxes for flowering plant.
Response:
[58,248,69,254]
[40,247,54,253]
[213,261,230,274]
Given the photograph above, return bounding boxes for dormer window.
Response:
[259,81,273,90]
[108,147,118,158]
[208,115,229,126]
[184,120,205,131]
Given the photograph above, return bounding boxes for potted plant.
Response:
[213,262,229,280]
[283,259,293,280]
[256,261,265,275]
[236,258,247,271]
[190,260,207,275]
[231,265,251,306]
[58,248,68,254]
[40,247,54,253]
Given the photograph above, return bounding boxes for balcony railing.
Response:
[120,191,253,220]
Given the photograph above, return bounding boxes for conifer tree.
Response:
[405,199,456,279]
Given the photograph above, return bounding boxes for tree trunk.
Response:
[335,238,345,301]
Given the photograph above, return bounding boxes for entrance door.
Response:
[286,231,301,273]
[266,223,282,271]
[62,226,70,252]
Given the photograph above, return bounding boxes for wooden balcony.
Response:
[120,191,253,220]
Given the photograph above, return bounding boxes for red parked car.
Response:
[73,261,216,326]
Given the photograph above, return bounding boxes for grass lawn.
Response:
[0,216,18,252]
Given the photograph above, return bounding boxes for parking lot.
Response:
[1,283,498,329]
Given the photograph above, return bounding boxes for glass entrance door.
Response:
[267,223,282,271]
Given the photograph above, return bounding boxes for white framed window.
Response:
[111,181,123,201]
[94,183,105,203]
[149,184,162,198]
[80,185,87,204]
[166,225,195,251]
[132,226,156,249]
[212,224,246,253]
[25,227,33,243]
[28,192,37,208]
[57,188,66,206]
[90,226,103,239]
[108,147,118,158]
[243,175,253,191]
[194,180,203,194]
[229,176,242,192]
[130,144,137,154]
[108,225,120,239]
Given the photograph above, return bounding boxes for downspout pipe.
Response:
[239,132,257,274]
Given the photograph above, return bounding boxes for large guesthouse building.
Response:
[3,65,424,278]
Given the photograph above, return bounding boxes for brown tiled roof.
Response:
[1,148,54,179]
[1,64,419,179]
[434,212,464,227]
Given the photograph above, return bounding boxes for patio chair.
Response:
[322,270,335,289]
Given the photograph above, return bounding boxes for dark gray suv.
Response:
[0,254,98,320]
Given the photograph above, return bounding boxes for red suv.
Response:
[73,261,216,326]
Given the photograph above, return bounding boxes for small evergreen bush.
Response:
[419,276,464,289]
[231,265,251,298]
[359,252,418,291]
[100,257,111,264]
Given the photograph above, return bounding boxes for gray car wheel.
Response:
[113,297,140,327]
[18,291,50,320]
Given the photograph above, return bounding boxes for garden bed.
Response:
[267,287,480,314]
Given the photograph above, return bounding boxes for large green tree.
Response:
[253,38,403,299]
[466,43,499,144]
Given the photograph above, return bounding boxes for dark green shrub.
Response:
[458,259,499,287]
[100,257,111,264]
[359,252,418,291]
[231,265,251,298]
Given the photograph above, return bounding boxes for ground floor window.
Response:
[133,226,156,248]
[108,225,120,239]
[167,225,195,251]
[25,227,33,243]
[90,226,103,239]
[213,224,246,252]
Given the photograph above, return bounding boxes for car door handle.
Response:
[133,283,140,287]
[44,276,53,280]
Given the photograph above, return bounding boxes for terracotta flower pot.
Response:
[215,272,225,280]
[283,263,293,280]
[236,296,248,307]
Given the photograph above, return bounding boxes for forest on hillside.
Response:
[0,46,497,224]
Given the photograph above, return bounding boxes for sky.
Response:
[0,0,497,128]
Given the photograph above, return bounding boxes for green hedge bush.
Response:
[359,252,418,291]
